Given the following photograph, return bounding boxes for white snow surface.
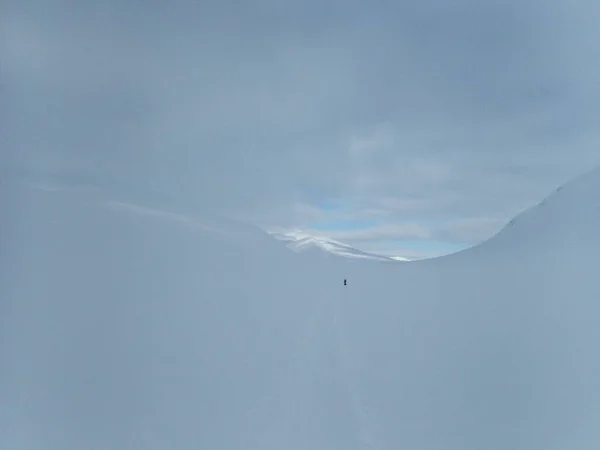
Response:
[2,167,600,449]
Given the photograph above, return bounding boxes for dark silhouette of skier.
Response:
[343,278,347,286]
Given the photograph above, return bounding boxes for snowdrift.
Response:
[2,168,600,450]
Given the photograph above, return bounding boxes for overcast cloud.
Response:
[3,0,600,257]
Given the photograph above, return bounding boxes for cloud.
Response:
[302,215,504,246]
[310,222,433,241]
[3,0,600,252]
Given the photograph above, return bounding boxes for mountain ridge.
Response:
[267,228,410,262]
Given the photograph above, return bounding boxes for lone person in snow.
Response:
[344,278,347,286]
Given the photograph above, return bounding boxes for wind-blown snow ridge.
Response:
[445,165,600,261]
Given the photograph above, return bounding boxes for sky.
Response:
[3,0,600,258]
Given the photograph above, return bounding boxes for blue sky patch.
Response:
[387,240,469,253]
[310,220,380,231]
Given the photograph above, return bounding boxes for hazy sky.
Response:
[3,0,600,258]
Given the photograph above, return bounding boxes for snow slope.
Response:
[268,229,408,262]
[2,167,600,450]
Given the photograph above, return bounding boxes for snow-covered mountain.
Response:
[443,166,600,264]
[3,167,600,450]
[268,228,410,262]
